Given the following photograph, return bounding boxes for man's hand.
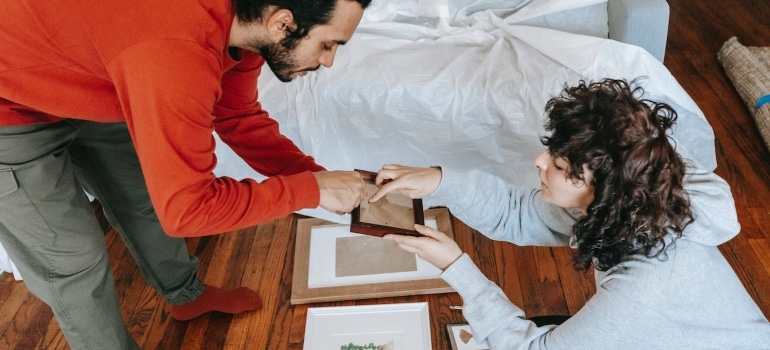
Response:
[369,164,442,202]
[313,170,367,214]
[383,225,462,270]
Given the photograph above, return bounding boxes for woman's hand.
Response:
[383,224,462,270]
[369,164,442,202]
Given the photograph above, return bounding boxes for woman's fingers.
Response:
[370,165,442,202]
[385,225,462,270]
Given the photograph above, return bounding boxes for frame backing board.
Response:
[291,208,454,304]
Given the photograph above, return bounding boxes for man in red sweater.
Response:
[0,0,371,348]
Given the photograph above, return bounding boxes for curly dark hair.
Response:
[232,0,372,42]
[541,78,693,271]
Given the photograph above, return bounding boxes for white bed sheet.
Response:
[0,0,715,278]
[213,0,716,224]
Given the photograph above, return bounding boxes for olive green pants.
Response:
[0,120,204,349]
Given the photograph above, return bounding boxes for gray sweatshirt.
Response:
[432,167,770,349]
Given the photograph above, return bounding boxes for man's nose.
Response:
[319,47,337,68]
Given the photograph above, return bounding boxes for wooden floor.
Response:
[1,0,770,349]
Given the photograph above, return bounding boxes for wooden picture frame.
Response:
[290,208,455,305]
[350,169,424,237]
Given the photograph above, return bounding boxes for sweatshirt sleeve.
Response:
[212,52,325,176]
[107,40,320,237]
[678,167,740,245]
[431,168,578,246]
[442,254,554,349]
[442,255,687,349]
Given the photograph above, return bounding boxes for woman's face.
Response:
[534,150,595,213]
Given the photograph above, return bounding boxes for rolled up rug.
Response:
[717,36,770,152]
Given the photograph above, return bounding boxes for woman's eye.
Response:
[552,160,564,171]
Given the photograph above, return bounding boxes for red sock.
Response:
[169,285,262,321]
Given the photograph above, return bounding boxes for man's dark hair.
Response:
[233,0,372,41]
[541,78,693,271]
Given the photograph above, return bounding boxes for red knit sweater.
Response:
[0,0,325,236]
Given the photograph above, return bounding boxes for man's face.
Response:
[262,0,364,82]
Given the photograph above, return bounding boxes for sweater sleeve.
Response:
[212,52,325,176]
[106,40,320,237]
[431,168,578,246]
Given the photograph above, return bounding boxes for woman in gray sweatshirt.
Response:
[371,78,770,349]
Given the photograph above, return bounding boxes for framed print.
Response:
[304,302,431,350]
[350,169,424,237]
[446,323,490,350]
[290,208,455,304]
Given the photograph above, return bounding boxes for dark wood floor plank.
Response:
[7,293,51,350]
[493,243,527,308]
[750,239,770,275]
[138,300,173,350]
[37,318,67,349]
[518,246,571,318]
[247,217,295,350]
[0,277,27,344]
[552,247,596,316]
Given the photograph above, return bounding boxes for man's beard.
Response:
[259,36,314,82]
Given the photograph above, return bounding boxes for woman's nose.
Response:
[534,150,548,169]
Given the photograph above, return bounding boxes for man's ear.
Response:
[265,8,295,39]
